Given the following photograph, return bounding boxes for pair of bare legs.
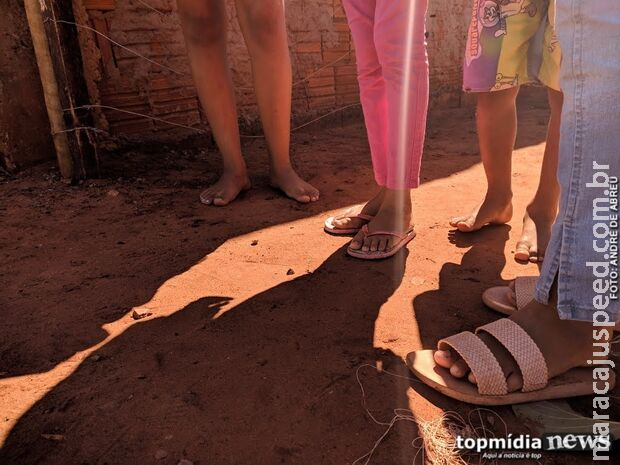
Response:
[332,187,412,253]
[450,87,563,262]
[177,0,319,206]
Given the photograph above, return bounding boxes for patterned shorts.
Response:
[463,0,561,92]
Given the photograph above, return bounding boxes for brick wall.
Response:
[76,0,470,139]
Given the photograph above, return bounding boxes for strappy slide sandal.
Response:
[346,224,416,260]
[324,209,374,236]
[482,276,538,316]
[406,319,613,406]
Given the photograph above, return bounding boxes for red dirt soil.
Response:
[1,89,617,464]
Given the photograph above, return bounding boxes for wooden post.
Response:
[24,0,99,180]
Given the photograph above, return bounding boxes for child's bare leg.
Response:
[177,0,251,206]
[235,0,319,203]
[515,88,562,262]
[450,87,518,231]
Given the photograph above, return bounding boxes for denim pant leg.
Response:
[535,0,620,322]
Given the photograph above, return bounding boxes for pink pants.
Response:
[343,0,429,189]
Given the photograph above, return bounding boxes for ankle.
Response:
[269,162,295,178]
[222,166,249,180]
[381,189,412,212]
[483,189,513,207]
[527,199,559,221]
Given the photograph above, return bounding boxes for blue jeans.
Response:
[535,0,620,322]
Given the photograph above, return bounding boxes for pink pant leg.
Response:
[342,0,388,187]
[374,0,429,189]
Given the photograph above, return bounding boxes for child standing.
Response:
[324,0,429,260]
[450,0,562,263]
[177,0,319,206]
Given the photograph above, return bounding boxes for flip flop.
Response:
[406,319,614,406]
[324,209,374,236]
[482,276,538,316]
[346,224,416,260]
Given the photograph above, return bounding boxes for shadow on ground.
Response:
[0,247,425,465]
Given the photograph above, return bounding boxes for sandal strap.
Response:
[476,319,548,392]
[439,332,508,396]
[514,276,538,310]
[335,209,373,222]
[360,224,414,239]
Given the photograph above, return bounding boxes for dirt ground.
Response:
[1,88,618,465]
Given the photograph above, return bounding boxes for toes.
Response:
[368,238,379,252]
[449,359,471,378]
[506,370,524,392]
[456,217,476,232]
[349,231,365,250]
[295,193,311,204]
[212,196,229,207]
[377,238,388,252]
[514,241,531,262]
[434,349,455,369]
[200,189,214,205]
[361,236,373,252]
[468,372,477,384]
[434,349,474,383]
[309,188,320,202]
[449,216,464,227]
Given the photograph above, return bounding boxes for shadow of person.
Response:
[1,246,425,465]
[1,127,379,380]
[406,225,511,409]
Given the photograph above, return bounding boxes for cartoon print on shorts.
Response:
[485,0,538,38]
[548,34,560,53]
[493,72,519,90]
[466,0,538,64]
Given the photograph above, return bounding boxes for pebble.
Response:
[131,309,152,320]
[155,449,168,460]
[287,269,295,276]
[41,434,65,441]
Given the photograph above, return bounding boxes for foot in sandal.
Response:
[200,170,252,206]
[449,193,513,233]
[514,205,556,263]
[483,277,620,332]
[482,276,538,316]
[348,188,415,259]
[326,188,385,234]
[407,298,616,405]
[324,188,385,235]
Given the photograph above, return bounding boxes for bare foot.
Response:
[514,206,556,263]
[433,298,604,392]
[349,189,412,253]
[449,195,513,232]
[331,188,385,232]
[270,166,319,204]
[200,171,252,206]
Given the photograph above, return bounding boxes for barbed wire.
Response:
[63,102,361,139]
[49,9,358,139]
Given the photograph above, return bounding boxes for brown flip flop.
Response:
[346,224,416,260]
[406,319,614,406]
[482,276,539,316]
